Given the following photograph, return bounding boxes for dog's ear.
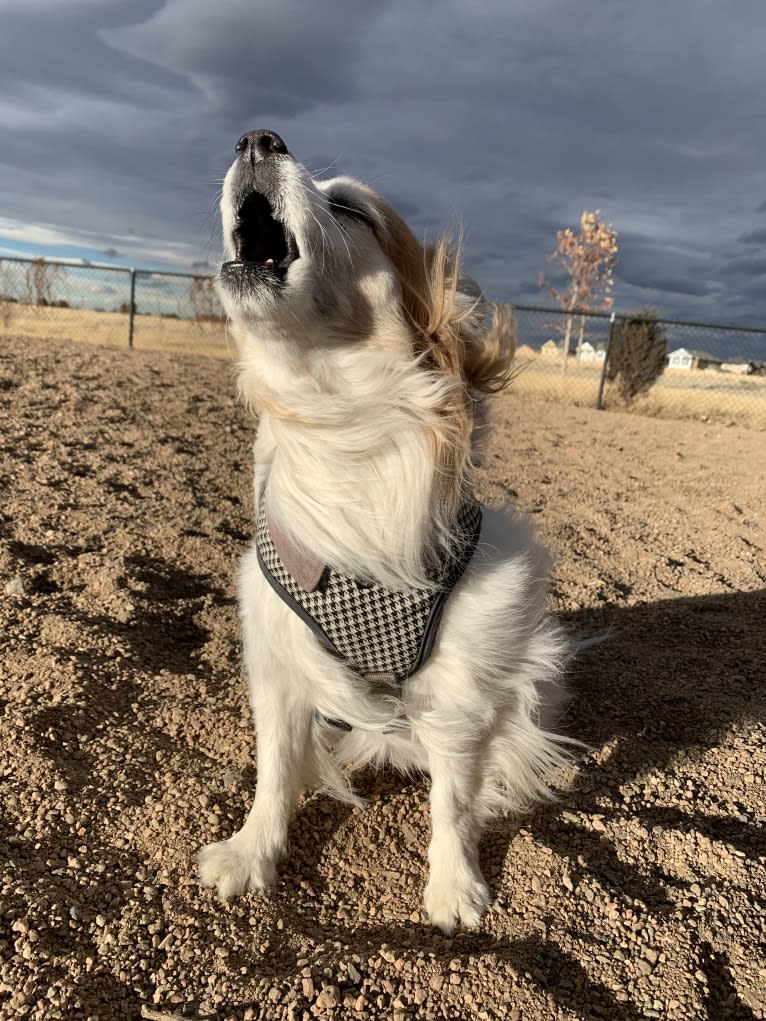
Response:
[449,277,516,394]
[322,179,516,395]
[453,272,489,332]
[455,272,484,304]
[461,301,516,394]
[420,239,516,395]
[321,177,386,231]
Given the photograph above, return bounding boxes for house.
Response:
[720,360,756,375]
[667,348,722,371]
[577,341,606,363]
[668,348,694,370]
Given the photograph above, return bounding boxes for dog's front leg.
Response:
[198,685,313,900]
[423,749,491,933]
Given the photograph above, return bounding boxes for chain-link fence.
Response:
[0,255,227,355]
[2,255,766,428]
[512,304,766,430]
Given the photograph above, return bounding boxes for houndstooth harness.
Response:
[255,495,482,694]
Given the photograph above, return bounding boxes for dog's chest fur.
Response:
[256,493,483,683]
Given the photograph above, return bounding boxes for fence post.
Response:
[127,268,136,348]
[595,312,616,410]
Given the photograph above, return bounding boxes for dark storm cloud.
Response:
[734,274,766,300]
[0,0,765,325]
[719,252,766,279]
[101,0,380,120]
[616,241,714,299]
[738,228,766,245]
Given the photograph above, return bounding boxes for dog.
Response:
[198,128,575,932]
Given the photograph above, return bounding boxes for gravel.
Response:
[0,333,764,1020]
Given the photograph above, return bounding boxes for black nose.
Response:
[235,129,289,158]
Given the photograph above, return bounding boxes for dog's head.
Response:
[217,129,515,393]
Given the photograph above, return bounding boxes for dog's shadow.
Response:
[294,587,764,861]
[273,587,764,1019]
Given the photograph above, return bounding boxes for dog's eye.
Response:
[328,199,375,228]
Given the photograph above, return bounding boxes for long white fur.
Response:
[198,137,577,932]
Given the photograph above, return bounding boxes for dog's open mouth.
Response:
[227,191,299,280]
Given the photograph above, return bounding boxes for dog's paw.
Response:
[198,837,278,900]
[424,872,491,934]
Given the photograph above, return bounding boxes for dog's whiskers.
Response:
[304,207,331,275]
[306,154,344,178]
[293,180,356,270]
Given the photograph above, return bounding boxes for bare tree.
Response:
[25,258,62,306]
[0,265,16,329]
[189,276,221,326]
[540,210,618,372]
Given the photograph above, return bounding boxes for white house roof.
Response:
[668,347,722,362]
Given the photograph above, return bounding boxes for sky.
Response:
[1,0,765,327]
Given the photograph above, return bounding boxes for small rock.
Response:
[316,985,340,1009]
[5,576,26,596]
[346,963,362,985]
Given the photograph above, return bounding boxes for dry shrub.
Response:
[606,309,667,401]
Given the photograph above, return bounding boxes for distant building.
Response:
[667,347,722,371]
[540,340,559,359]
[577,341,606,363]
[720,360,756,375]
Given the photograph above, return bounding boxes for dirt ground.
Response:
[1,333,764,1021]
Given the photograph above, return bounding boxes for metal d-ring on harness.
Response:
[255,492,483,730]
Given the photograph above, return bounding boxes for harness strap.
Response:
[255,497,483,727]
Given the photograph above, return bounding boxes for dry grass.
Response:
[623,384,766,429]
[512,359,602,408]
[0,301,233,360]
[3,301,765,429]
[512,353,766,430]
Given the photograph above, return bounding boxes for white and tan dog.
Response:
[199,129,575,932]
